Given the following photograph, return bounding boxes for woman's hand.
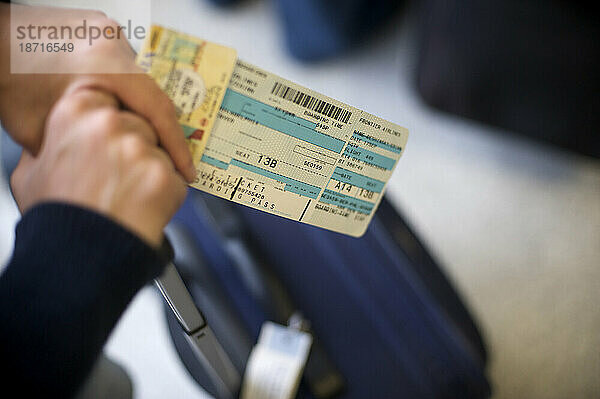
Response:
[10,88,188,247]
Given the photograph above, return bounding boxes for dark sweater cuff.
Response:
[0,202,170,397]
[12,202,169,290]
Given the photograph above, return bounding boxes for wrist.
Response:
[14,202,171,282]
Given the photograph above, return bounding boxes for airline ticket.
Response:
[138,26,408,237]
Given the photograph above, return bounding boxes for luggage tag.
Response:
[241,322,313,399]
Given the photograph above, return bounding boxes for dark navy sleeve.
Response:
[0,202,169,398]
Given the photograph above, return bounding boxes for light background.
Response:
[1,0,599,398]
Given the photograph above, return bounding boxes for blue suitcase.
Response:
[165,189,491,399]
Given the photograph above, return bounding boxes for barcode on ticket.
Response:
[271,81,352,124]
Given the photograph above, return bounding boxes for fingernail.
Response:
[186,162,197,182]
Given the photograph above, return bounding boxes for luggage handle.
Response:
[155,238,241,399]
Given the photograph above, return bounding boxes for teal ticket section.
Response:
[221,89,345,153]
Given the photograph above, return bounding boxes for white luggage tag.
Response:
[241,321,313,399]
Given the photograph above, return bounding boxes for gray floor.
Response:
[1,1,599,398]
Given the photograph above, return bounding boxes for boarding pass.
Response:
[138,26,408,237]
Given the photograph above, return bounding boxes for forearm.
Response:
[0,203,169,397]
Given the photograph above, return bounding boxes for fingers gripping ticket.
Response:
[64,75,196,182]
[43,87,182,187]
[100,73,196,181]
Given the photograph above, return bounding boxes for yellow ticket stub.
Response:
[136,26,237,164]
[139,26,408,237]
